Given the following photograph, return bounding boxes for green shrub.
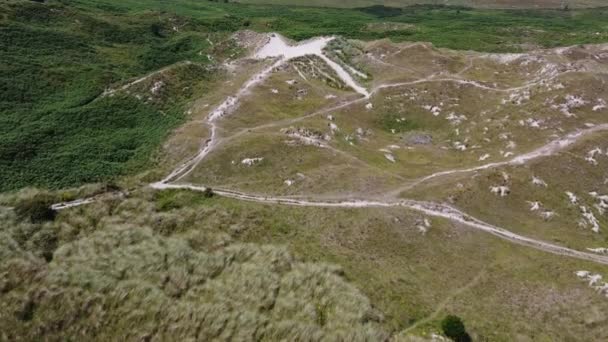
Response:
[441,315,471,342]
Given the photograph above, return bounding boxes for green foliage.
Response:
[14,195,56,223]
[0,1,221,191]
[441,315,471,342]
[0,196,388,340]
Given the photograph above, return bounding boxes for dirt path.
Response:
[101,61,194,99]
[389,123,608,196]
[400,268,487,334]
[151,182,608,265]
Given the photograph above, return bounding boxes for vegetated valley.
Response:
[2,0,608,341]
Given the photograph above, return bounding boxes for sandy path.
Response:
[390,123,608,196]
[152,182,608,265]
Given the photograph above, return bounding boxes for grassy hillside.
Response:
[2,0,608,192]
[0,0,240,191]
[3,188,608,340]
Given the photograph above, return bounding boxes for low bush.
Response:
[441,315,471,342]
[14,195,56,223]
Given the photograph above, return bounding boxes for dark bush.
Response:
[441,315,471,342]
[14,195,57,223]
[31,228,59,261]
[203,187,214,198]
[359,5,403,18]
[15,298,36,321]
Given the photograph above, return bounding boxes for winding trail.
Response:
[153,183,608,265]
[390,123,608,196]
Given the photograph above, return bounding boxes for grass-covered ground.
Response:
[3,1,608,340]
[3,188,608,340]
[2,0,608,192]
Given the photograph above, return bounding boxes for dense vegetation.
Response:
[0,0,237,191]
[0,189,388,340]
[2,0,607,192]
[71,0,608,50]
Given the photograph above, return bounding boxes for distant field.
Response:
[237,0,608,9]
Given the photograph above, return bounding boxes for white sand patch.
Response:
[532,176,548,187]
[283,127,327,147]
[580,206,601,233]
[423,104,442,116]
[490,186,510,197]
[593,99,606,112]
[329,122,339,133]
[150,81,164,94]
[416,217,432,234]
[255,34,369,96]
[486,53,525,64]
[325,94,337,99]
[208,96,238,121]
[384,154,396,163]
[479,154,491,161]
[355,127,369,139]
[576,271,608,298]
[271,88,279,94]
[566,191,578,204]
[241,157,264,166]
[365,103,373,110]
[525,118,543,129]
[590,192,608,215]
[552,95,587,117]
[586,147,603,165]
[446,112,467,125]
[453,141,467,151]
[430,333,449,341]
[587,248,608,255]
[541,211,556,220]
[503,89,530,105]
[528,201,541,211]
[284,179,294,186]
